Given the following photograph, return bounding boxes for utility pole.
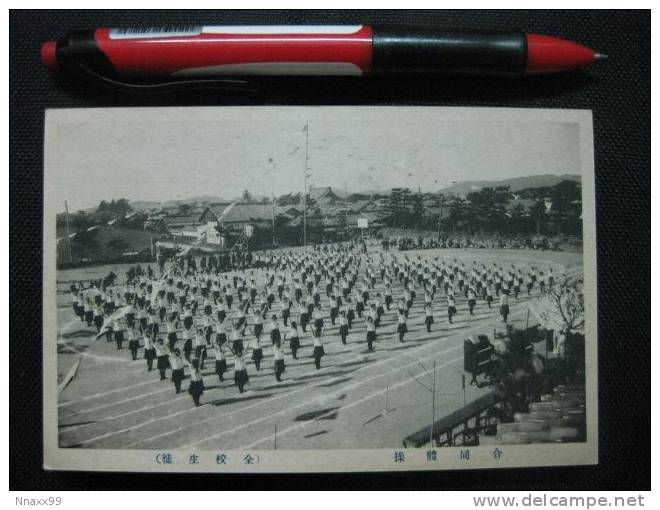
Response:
[272,193,276,246]
[64,200,73,263]
[429,360,436,447]
[303,121,309,246]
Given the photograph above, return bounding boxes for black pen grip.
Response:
[372,28,527,76]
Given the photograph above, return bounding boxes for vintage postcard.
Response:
[43,106,597,472]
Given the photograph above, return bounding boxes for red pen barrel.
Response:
[94,26,374,76]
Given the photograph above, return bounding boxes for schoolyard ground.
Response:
[55,246,582,450]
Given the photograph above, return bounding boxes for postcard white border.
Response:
[43,106,597,473]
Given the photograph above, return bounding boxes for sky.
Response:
[46,107,582,212]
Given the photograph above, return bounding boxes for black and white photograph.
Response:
[42,106,597,472]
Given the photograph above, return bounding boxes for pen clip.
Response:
[59,58,258,95]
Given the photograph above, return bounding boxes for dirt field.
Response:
[55,246,581,450]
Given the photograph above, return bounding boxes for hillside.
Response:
[438,174,581,195]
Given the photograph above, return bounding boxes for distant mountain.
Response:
[438,174,581,195]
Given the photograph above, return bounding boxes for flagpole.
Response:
[64,200,73,263]
[303,122,309,246]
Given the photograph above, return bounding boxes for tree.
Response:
[548,180,582,236]
[447,196,467,233]
[411,191,424,230]
[114,198,132,216]
[529,200,547,235]
[466,186,512,233]
[508,202,529,234]
[242,189,253,203]
[433,194,449,233]
[541,275,585,333]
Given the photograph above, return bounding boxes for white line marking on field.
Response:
[121,336,466,449]
[135,302,533,449]
[240,354,465,449]
[66,299,531,447]
[192,346,465,450]
[58,378,161,408]
[59,384,176,420]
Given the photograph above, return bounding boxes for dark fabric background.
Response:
[9,9,650,490]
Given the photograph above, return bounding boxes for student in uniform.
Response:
[74,292,86,322]
[93,303,104,333]
[467,288,477,316]
[187,358,205,407]
[374,294,384,328]
[280,297,292,327]
[182,326,193,361]
[312,325,325,370]
[194,328,207,370]
[148,309,160,338]
[166,314,178,350]
[329,295,339,326]
[250,330,264,371]
[486,285,494,309]
[83,298,94,327]
[127,326,141,361]
[513,277,521,300]
[154,337,170,381]
[182,304,194,330]
[338,311,349,345]
[384,283,393,311]
[397,310,408,343]
[364,315,377,352]
[113,316,126,350]
[538,272,546,294]
[252,308,264,343]
[143,330,156,372]
[216,298,227,324]
[137,305,148,332]
[230,322,244,354]
[346,298,356,329]
[297,301,309,333]
[269,315,282,346]
[235,302,247,330]
[158,298,168,323]
[286,321,301,359]
[355,288,365,318]
[424,302,434,333]
[215,318,227,347]
[447,295,457,324]
[169,347,186,394]
[213,338,227,382]
[312,306,324,337]
[232,346,250,394]
[499,292,510,323]
[272,337,286,382]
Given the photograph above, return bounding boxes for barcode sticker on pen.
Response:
[109,26,203,39]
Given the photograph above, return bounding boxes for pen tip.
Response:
[594,53,608,61]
